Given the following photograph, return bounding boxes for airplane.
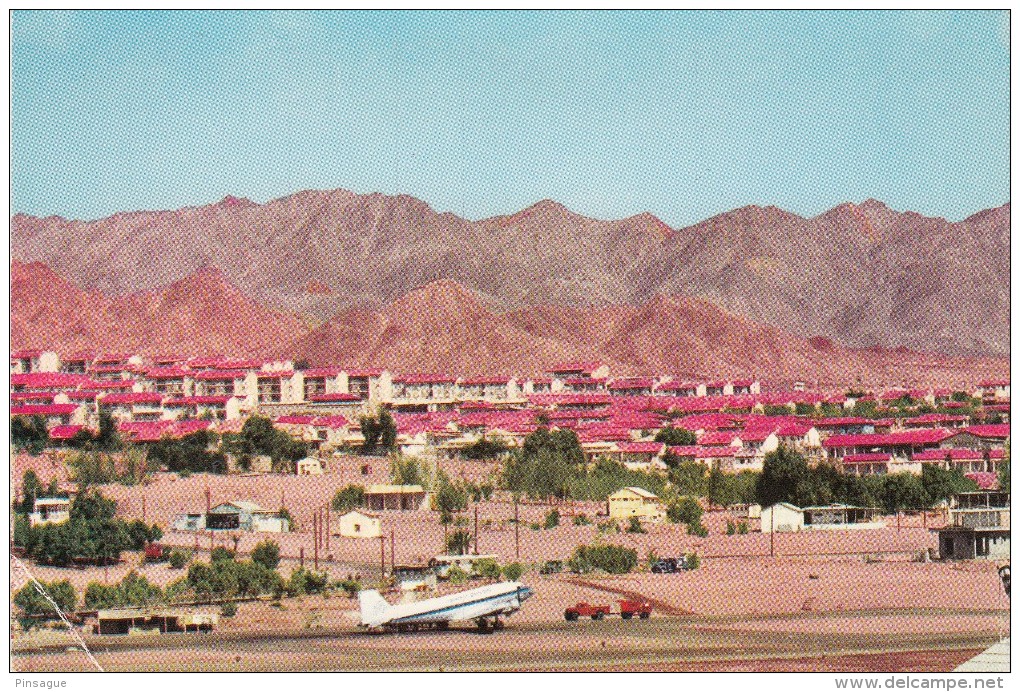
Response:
[358,580,534,632]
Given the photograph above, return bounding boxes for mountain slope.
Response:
[9,190,1010,355]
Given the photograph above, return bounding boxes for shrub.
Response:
[168,549,190,569]
[597,521,619,534]
[221,602,237,617]
[445,529,473,555]
[331,484,365,512]
[667,497,703,526]
[688,523,709,538]
[447,565,468,585]
[251,540,281,570]
[472,558,502,580]
[210,546,235,563]
[686,552,701,570]
[567,544,638,575]
[572,513,591,526]
[529,522,541,531]
[543,509,560,529]
[726,520,736,536]
[737,521,749,535]
[287,567,329,597]
[334,579,361,598]
[626,517,645,534]
[501,562,525,581]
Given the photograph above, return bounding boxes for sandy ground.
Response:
[11,458,1010,672]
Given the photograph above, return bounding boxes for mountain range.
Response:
[10,260,1007,389]
[10,189,1009,358]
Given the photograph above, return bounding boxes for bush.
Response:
[567,544,638,575]
[445,529,473,555]
[472,558,502,580]
[210,546,235,563]
[688,523,709,538]
[331,484,365,512]
[502,562,525,581]
[334,579,361,598]
[726,520,736,536]
[286,567,329,597]
[626,517,645,534]
[686,552,701,570]
[597,521,619,534]
[447,565,468,585]
[543,509,560,529]
[251,540,281,571]
[572,513,591,526]
[667,497,703,526]
[221,602,237,617]
[737,521,749,535]
[168,549,190,569]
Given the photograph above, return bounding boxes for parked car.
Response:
[564,602,611,621]
[144,542,169,562]
[650,556,689,573]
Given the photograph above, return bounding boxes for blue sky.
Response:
[11,10,1010,225]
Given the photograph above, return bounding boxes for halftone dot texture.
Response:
[10,10,1010,673]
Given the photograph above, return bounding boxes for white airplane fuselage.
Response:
[359,581,533,629]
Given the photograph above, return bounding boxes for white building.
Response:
[337,510,382,538]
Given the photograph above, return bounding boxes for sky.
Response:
[10,10,1011,226]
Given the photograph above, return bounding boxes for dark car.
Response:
[651,556,689,573]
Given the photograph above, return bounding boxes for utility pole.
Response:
[769,506,775,557]
[474,505,480,555]
[325,505,330,552]
[313,511,319,570]
[514,498,520,560]
[299,546,304,568]
[379,533,386,579]
[390,528,395,570]
[142,496,146,522]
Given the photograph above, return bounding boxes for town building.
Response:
[337,509,382,538]
[364,484,430,511]
[608,486,666,522]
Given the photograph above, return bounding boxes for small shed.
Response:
[803,504,884,530]
[760,502,805,533]
[393,564,438,595]
[296,456,324,475]
[337,509,381,538]
[95,608,218,636]
[608,486,666,522]
[29,497,71,527]
[206,501,290,533]
[364,484,429,511]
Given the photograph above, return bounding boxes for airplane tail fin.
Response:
[358,589,391,627]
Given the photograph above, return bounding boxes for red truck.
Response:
[564,600,652,621]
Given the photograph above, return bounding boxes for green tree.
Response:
[878,473,930,513]
[11,415,50,454]
[921,464,978,505]
[332,484,366,512]
[378,409,398,452]
[462,436,511,460]
[168,549,190,569]
[668,462,708,496]
[472,558,502,580]
[543,509,560,529]
[667,496,703,526]
[251,540,281,571]
[626,517,645,534]
[15,469,43,514]
[654,425,697,447]
[502,562,525,581]
[567,544,637,574]
[999,442,1010,493]
[755,446,810,507]
[445,529,472,555]
[434,472,468,513]
[14,579,77,617]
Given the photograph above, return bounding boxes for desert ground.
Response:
[11,457,1011,672]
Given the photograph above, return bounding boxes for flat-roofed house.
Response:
[615,441,666,470]
[364,484,429,511]
[162,395,241,421]
[255,370,298,405]
[205,501,291,532]
[337,509,382,538]
[936,492,1010,560]
[976,380,1010,402]
[653,380,705,397]
[761,502,805,533]
[30,497,71,526]
[346,369,392,402]
[391,374,457,411]
[607,377,657,397]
